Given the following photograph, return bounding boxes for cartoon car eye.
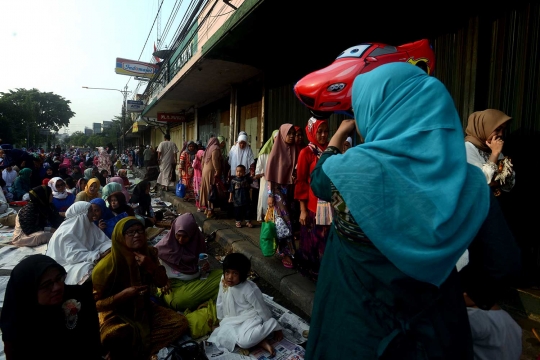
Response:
[336,44,371,59]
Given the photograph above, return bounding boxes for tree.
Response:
[0,88,75,147]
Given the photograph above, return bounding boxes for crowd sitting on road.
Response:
[0,63,526,359]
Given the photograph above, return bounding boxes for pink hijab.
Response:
[109,176,130,202]
[265,123,297,184]
[155,213,206,274]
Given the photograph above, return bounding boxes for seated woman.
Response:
[89,198,119,239]
[75,178,100,202]
[0,254,104,359]
[75,177,88,196]
[129,180,156,227]
[48,177,76,217]
[107,191,135,217]
[117,169,131,188]
[155,213,222,312]
[92,217,189,360]
[101,181,122,206]
[109,175,131,203]
[11,185,64,247]
[46,202,112,285]
[11,168,32,201]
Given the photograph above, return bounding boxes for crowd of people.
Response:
[0,61,528,359]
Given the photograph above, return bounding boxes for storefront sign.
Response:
[115,58,159,79]
[157,112,186,122]
[126,100,145,112]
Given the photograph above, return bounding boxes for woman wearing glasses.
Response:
[0,254,103,359]
[92,217,188,360]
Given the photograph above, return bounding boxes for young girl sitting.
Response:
[208,253,283,356]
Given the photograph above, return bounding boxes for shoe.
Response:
[206,210,215,219]
[245,221,253,228]
[235,221,242,228]
[282,256,294,269]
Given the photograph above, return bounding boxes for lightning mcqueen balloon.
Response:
[294,38,435,119]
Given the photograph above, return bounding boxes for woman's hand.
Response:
[299,209,309,226]
[329,119,357,149]
[98,219,107,230]
[133,251,158,274]
[119,285,148,301]
[161,280,172,295]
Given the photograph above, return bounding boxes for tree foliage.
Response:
[0,88,75,147]
[63,117,122,149]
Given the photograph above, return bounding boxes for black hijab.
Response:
[0,255,103,359]
[130,180,151,216]
[108,191,135,216]
[0,255,66,341]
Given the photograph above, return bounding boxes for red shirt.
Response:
[294,147,319,214]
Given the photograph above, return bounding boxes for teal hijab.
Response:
[322,63,490,286]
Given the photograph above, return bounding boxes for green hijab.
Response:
[258,130,279,157]
[217,136,227,158]
[18,168,32,181]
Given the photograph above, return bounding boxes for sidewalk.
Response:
[135,168,316,319]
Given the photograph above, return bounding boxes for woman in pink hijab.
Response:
[155,213,222,311]
[109,176,130,203]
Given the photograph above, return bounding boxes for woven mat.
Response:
[145,227,165,241]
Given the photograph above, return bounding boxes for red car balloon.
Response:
[294,39,435,118]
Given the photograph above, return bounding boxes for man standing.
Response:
[143,145,152,168]
[137,145,144,168]
[156,134,179,191]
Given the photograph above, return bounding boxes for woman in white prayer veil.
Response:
[228,133,255,180]
[45,201,111,285]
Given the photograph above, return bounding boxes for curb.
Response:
[156,189,316,318]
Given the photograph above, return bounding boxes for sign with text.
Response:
[157,112,186,122]
[115,58,159,79]
[126,100,145,112]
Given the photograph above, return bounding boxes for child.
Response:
[208,253,283,356]
[192,149,205,212]
[228,165,253,228]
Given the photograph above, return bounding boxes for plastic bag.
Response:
[184,299,217,339]
[260,207,277,257]
[176,182,186,198]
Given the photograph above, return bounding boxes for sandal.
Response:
[206,210,215,219]
[235,221,242,228]
[245,221,253,228]
[282,256,294,269]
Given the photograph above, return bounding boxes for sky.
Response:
[0,0,187,135]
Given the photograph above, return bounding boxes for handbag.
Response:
[315,199,333,226]
[274,211,292,240]
[260,207,277,257]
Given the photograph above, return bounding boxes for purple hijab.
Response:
[155,213,206,274]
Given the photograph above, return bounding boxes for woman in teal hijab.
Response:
[12,168,32,201]
[305,63,490,359]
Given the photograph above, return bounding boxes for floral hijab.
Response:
[305,117,329,156]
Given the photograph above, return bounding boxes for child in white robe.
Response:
[208,253,283,356]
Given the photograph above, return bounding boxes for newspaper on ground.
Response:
[0,275,10,307]
[204,338,304,360]
[262,294,310,345]
[0,245,41,271]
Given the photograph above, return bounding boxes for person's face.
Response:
[188,144,196,152]
[316,123,329,145]
[219,141,225,149]
[236,166,245,177]
[295,131,303,145]
[6,166,12,172]
[487,122,508,142]
[224,269,241,287]
[80,179,87,189]
[285,127,296,144]
[124,224,146,250]
[101,170,108,177]
[175,230,190,245]
[238,141,247,149]
[37,267,66,306]
[89,204,101,221]
[88,183,98,195]
[55,180,66,192]
[109,196,119,209]
[46,168,53,176]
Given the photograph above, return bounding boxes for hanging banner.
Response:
[115,58,159,79]
[157,112,186,122]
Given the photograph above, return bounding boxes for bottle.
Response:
[199,253,209,280]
